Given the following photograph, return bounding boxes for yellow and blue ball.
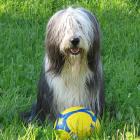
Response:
[54,106,100,140]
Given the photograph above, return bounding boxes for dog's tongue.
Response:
[70,48,80,54]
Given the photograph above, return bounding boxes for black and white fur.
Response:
[22,7,104,123]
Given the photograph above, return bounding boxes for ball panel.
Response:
[54,106,100,139]
[55,130,70,140]
[61,106,85,114]
[66,112,93,138]
[85,110,97,122]
[54,118,70,133]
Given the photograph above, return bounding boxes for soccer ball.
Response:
[54,106,100,140]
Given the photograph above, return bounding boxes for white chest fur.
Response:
[45,55,93,114]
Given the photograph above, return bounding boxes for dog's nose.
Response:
[70,37,80,46]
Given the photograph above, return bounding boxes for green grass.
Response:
[0,0,140,139]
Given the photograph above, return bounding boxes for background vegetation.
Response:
[0,0,140,139]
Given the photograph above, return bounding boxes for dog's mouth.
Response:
[69,48,81,55]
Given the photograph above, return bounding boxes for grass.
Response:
[0,0,140,139]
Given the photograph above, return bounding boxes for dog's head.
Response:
[45,7,100,74]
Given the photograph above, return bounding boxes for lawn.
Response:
[0,0,140,139]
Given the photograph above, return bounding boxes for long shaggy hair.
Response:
[22,7,104,123]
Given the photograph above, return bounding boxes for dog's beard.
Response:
[61,50,87,78]
[68,55,82,76]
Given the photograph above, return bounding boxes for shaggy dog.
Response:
[22,7,104,123]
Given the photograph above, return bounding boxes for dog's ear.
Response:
[83,9,101,73]
[83,9,104,116]
[46,41,65,74]
[45,12,65,74]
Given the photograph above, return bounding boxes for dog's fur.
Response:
[22,7,104,123]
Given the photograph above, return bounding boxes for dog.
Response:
[22,7,104,123]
